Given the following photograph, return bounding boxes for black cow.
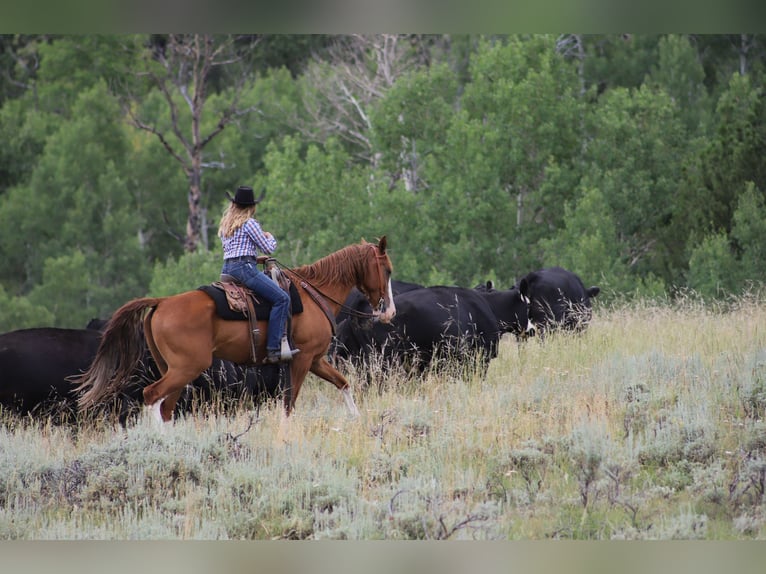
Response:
[334,285,521,378]
[477,286,533,339]
[0,327,103,420]
[474,280,495,292]
[86,318,109,331]
[516,266,600,337]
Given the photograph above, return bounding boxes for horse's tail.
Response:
[75,297,164,410]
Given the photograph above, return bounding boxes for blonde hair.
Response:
[218,203,256,239]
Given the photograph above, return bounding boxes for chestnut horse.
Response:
[75,237,396,423]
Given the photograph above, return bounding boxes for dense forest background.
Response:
[0,34,765,330]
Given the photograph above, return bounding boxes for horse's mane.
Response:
[292,242,374,288]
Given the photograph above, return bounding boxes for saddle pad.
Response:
[197,281,303,321]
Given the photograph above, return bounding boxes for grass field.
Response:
[2,296,766,540]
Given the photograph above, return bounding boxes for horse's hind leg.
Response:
[144,369,204,423]
[142,304,212,423]
[160,388,184,421]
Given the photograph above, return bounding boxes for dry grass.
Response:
[2,297,766,539]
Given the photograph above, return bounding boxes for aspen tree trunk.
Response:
[125,34,259,253]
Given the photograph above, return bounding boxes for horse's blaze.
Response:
[374,279,397,323]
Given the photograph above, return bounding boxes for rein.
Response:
[268,254,382,321]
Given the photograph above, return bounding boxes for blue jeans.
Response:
[222,259,290,352]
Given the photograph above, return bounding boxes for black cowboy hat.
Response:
[227,185,266,206]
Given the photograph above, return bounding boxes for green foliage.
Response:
[3,34,766,330]
[250,35,334,76]
[27,251,98,328]
[35,36,145,117]
[647,34,710,132]
[540,187,622,295]
[360,181,424,283]
[684,233,740,299]
[0,99,57,195]
[370,63,458,181]
[583,85,690,287]
[582,35,661,93]
[260,135,387,266]
[455,36,585,278]
[540,187,667,300]
[696,74,766,234]
[121,129,188,261]
[0,285,54,331]
[207,67,303,184]
[731,182,766,283]
[687,182,766,299]
[0,82,152,326]
[148,249,223,297]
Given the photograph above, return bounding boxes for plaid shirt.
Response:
[221,218,277,259]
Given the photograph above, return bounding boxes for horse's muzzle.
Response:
[374,297,396,324]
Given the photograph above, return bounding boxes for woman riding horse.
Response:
[75,237,396,423]
[218,185,298,364]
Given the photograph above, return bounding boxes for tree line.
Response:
[0,34,764,331]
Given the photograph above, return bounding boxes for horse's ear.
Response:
[378,235,387,254]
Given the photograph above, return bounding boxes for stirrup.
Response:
[280,336,300,361]
[264,348,299,364]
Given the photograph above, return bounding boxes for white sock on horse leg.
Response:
[145,399,166,426]
[342,388,360,418]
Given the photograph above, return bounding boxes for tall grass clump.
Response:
[2,293,766,539]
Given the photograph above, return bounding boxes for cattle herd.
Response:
[0,265,598,423]
[332,266,599,376]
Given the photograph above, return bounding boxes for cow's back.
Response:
[395,286,497,345]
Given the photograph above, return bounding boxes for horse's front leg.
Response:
[309,357,361,418]
[286,355,312,415]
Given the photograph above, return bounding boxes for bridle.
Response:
[360,244,390,316]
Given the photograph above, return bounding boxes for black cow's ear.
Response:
[519,278,529,297]
[378,235,387,253]
[587,286,600,298]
